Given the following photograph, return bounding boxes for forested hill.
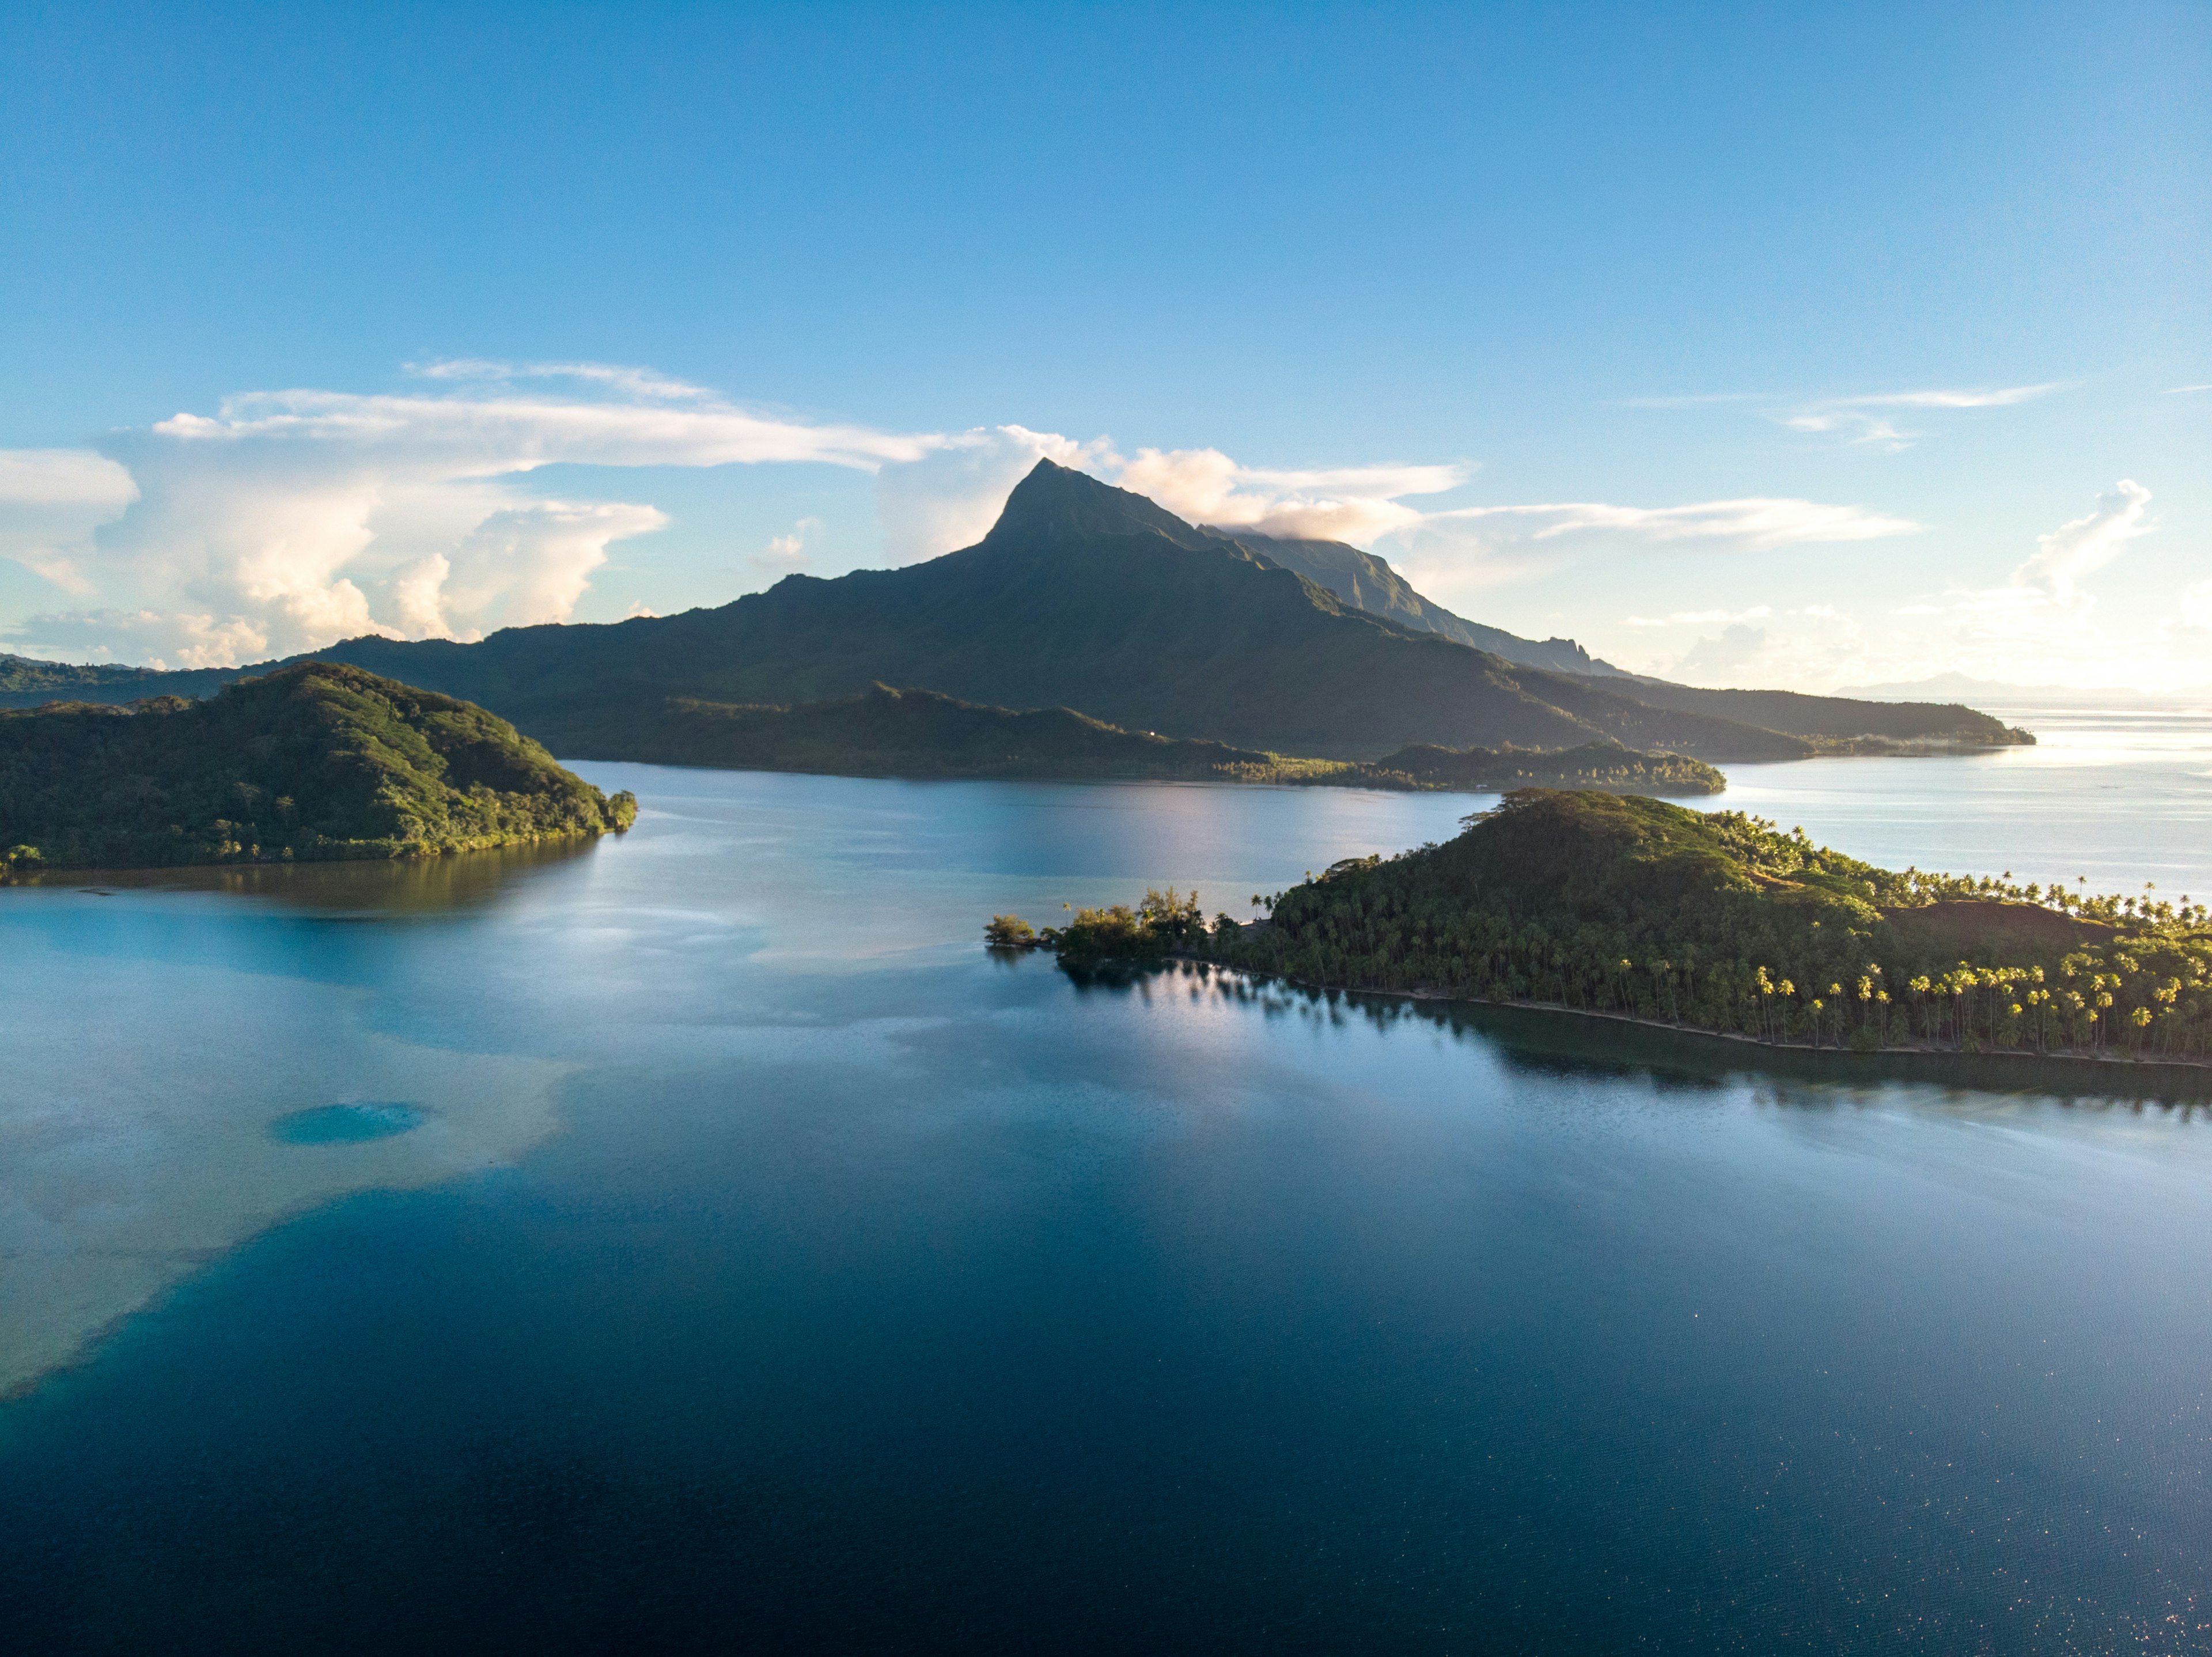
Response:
[0,651,243,708]
[0,662,635,871]
[1037,789,2212,1066]
[0,463,2028,765]
[542,681,1727,793]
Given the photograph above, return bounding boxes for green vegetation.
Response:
[550,683,1278,780]
[0,661,635,871]
[543,681,1727,793]
[1045,888,1208,966]
[23,461,2029,766]
[0,651,241,709]
[1018,789,2212,1065]
[983,914,1041,948]
[1346,739,1725,795]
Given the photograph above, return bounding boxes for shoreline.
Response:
[1143,951,2212,1094]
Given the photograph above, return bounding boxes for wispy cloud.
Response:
[1424,497,1919,548]
[2168,384,2212,395]
[404,358,718,402]
[1780,383,2061,451]
[1624,381,2062,452]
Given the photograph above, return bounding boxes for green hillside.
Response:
[0,661,635,871]
[545,680,1726,793]
[0,652,242,709]
[1028,790,2212,1064]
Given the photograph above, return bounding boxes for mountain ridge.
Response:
[0,461,2028,764]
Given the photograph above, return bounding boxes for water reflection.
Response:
[12,835,603,914]
[1068,955,2212,1107]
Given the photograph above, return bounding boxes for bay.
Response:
[2,707,2210,1653]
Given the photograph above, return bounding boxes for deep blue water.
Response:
[4,721,2212,1654]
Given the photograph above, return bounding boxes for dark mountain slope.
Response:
[1605,676,2024,746]
[1198,527,1623,676]
[2,462,2025,765]
[290,464,1826,761]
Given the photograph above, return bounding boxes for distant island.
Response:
[1836,672,2209,710]
[0,662,636,872]
[546,681,1729,794]
[0,463,2031,768]
[993,789,2211,1066]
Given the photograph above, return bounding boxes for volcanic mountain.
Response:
[1,461,2024,763]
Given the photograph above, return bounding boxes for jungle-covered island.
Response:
[549,682,1729,794]
[0,662,636,872]
[990,789,2212,1065]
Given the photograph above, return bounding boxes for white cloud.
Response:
[3,371,953,667]
[0,449,140,594]
[404,358,718,402]
[1676,622,1772,679]
[2012,479,2151,606]
[1628,381,2058,452]
[1779,383,2058,451]
[751,516,824,580]
[874,425,1115,563]
[1116,447,1466,543]
[1423,496,1919,550]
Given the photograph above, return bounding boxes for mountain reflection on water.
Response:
[3,741,2211,1653]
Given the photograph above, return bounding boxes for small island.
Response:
[0,661,637,872]
[990,789,2212,1066]
[550,682,1728,795]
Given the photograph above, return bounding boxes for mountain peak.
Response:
[984,459,1211,550]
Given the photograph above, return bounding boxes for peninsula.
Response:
[997,789,2212,1065]
[0,662,637,872]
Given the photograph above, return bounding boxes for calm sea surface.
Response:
[3,708,2211,1654]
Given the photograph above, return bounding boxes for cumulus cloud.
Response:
[1116,448,1466,543]
[1675,622,1772,679]
[749,516,824,581]
[2012,479,2152,606]
[2,365,954,667]
[0,361,1959,682]
[0,449,140,593]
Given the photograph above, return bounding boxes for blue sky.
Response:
[1,2,2205,688]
